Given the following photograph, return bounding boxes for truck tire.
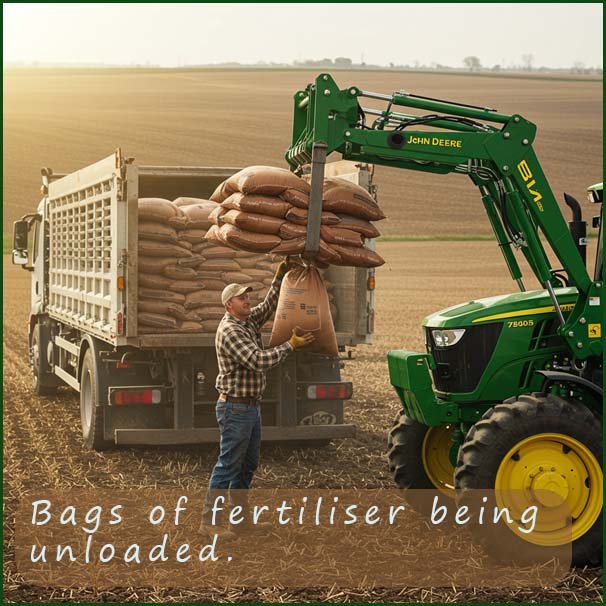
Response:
[31,324,57,396]
[388,413,455,497]
[454,393,602,566]
[80,349,112,451]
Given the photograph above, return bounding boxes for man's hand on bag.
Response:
[288,328,315,350]
[275,256,294,280]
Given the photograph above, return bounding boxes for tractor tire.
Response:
[31,324,57,396]
[455,393,602,566]
[388,413,455,497]
[80,349,112,451]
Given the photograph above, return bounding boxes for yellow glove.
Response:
[288,328,315,350]
[275,257,291,281]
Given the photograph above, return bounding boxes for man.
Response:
[201,258,314,532]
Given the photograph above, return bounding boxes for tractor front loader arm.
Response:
[286,73,599,360]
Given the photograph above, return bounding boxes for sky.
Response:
[3,3,603,69]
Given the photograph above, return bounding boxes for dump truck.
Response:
[285,73,603,565]
[12,153,378,449]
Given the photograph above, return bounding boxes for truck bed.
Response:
[46,152,375,349]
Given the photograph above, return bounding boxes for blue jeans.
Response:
[209,401,262,490]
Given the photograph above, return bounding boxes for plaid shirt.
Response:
[215,278,293,399]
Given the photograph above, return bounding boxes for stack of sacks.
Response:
[208,166,386,268]
[138,197,283,335]
[137,197,220,334]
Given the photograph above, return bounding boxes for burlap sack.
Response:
[138,198,180,223]
[269,265,338,356]
[176,240,193,251]
[185,290,224,309]
[335,214,381,238]
[196,270,225,280]
[163,265,197,280]
[197,306,226,321]
[285,207,340,226]
[224,271,255,283]
[202,246,237,259]
[139,288,186,304]
[179,202,219,229]
[167,214,189,229]
[235,256,261,269]
[330,244,385,267]
[246,281,265,291]
[138,221,179,243]
[181,309,203,322]
[221,210,285,235]
[234,250,256,261]
[205,225,236,249]
[138,273,174,290]
[139,240,192,258]
[271,238,342,264]
[320,178,386,221]
[280,188,309,208]
[320,225,364,247]
[138,256,175,273]
[175,320,205,333]
[209,181,235,203]
[169,280,206,294]
[138,300,188,320]
[191,241,213,253]
[222,193,291,218]
[279,221,307,240]
[219,224,281,253]
[225,166,309,196]
[243,268,274,279]
[177,254,206,268]
[138,312,178,329]
[201,278,229,291]
[178,228,208,245]
[208,205,227,226]
[200,258,241,272]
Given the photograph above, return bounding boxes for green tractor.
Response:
[286,74,603,565]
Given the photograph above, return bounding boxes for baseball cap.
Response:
[221,283,253,305]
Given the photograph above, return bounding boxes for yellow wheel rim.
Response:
[422,424,455,497]
[495,433,602,546]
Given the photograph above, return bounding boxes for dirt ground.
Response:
[2,241,602,603]
[3,68,603,236]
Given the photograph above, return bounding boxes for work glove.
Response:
[275,256,292,281]
[288,328,315,350]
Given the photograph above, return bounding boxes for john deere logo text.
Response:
[517,160,544,211]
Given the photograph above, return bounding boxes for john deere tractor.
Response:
[285,73,603,565]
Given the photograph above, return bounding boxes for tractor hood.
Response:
[424,287,579,329]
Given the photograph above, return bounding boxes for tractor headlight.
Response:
[432,328,466,347]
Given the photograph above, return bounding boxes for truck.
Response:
[285,73,603,565]
[12,153,378,449]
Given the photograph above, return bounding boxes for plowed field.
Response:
[3,68,603,236]
[3,241,602,602]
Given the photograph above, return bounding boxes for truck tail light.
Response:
[307,382,352,400]
[367,273,375,290]
[111,389,162,406]
[116,311,124,335]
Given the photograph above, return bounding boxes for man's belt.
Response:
[219,394,261,406]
